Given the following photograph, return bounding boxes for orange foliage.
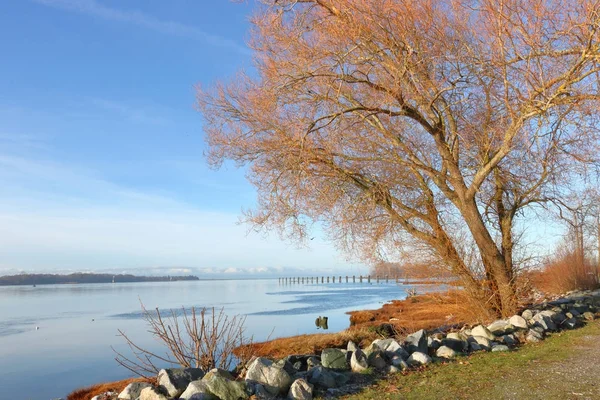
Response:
[66,377,155,400]
[531,253,599,295]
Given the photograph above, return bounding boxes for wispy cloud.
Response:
[34,0,252,55]
[89,98,170,126]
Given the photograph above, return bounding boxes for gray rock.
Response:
[306,356,321,369]
[487,320,513,336]
[526,329,543,343]
[118,382,153,400]
[387,365,401,374]
[347,341,359,352]
[139,387,168,400]
[321,348,349,371]
[583,311,595,321]
[501,334,517,347]
[443,332,468,352]
[350,348,369,372]
[428,338,441,352]
[367,349,388,370]
[245,357,293,395]
[508,315,528,330]
[391,356,408,370]
[469,342,483,352]
[521,309,534,320]
[253,384,275,400]
[288,378,313,400]
[563,317,579,329]
[179,381,217,400]
[203,368,248,400]
[91,392,116,400]
[435,346,457,359]
[407,351,432,366]
[405,329,428,354]
[307,366,348,389]
[158,368,205,398]
[372,338,403,355]
[532,313,557,331]
[491,344,510,352]
[471,325,495,340]
[469,335,491,350]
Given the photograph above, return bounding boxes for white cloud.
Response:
[34,0,251,55]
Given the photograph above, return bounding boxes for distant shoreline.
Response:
[0,272,199,286]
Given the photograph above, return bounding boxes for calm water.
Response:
[0,279,441,400]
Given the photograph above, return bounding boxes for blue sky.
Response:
[0,0,365,277]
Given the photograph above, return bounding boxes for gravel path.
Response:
[488,331,600,400]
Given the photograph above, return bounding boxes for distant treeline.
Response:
[0,273,200,286]
[370,261,455,279]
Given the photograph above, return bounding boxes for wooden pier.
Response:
[277,275,398,284]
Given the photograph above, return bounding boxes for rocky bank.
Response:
[84,289,600,400]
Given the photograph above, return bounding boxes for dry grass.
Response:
[66,377,155,400]
[531,253,599,295]
[239,290,492,359]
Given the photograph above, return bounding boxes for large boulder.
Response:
[372,339,408,359]
[179,381,218,400]
[245,357,293,395]
[288,378,313,400]
[157,368,205,398]
[405,329,428,354]
[435,346,457,359]
[442,333,468,352]
[487,320,514,336]
[468,335,492,351]
[367,349,388,370]
[508,315,528,330]
[306,366,348,389]
[203,368,248,400]
[470,325,495,341]
[521,309,534,320]
[118,382,153,400]
[526,329,543,343]
[350,349,369,372]
[320,348,349,371]
[139,387,168,400]
[347,341,359,352]
[407,352,432,366]
[532,313,557,332]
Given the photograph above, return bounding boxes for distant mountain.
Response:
[0,273,199,286]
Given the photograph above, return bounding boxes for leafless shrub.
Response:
[112,304,253,377]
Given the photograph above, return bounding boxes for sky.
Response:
[0,0,366,277]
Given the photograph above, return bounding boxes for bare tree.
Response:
[198,0,600,316]
[113,305,251,377]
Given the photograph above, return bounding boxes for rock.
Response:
[203,368,248,400]
[428,338,441,352]
[387,365,401,374]
[118,382,153,400]
[491,344,510,352]
[435,346,457,359]
[469,335,492,350]
[532,313,557,332]
[487,320,513,336]
[350,348,369,372]
[157,368,205,398]
[501,334,517,347]
[139,387,168,400]
[391,356,408,370]
[442,333,468,352]
[347,341,359,352]
[550,312,567,324]
[372,338,405,357]
[469,342,483,352]
[321,348,349,371]
[521,309,534,320]
[563,317,579,329]
[526,329,543,343]
[367,349,388,369]
[307,366,348,389]
[306,356,321,369]
[91,392,117,400]
[288,379,313,400]
[583,311,595,321]
[471,325,495,340]
[405,329,428,354]
[508,315,528,330]
[179,381,217,400]
[407,351,432,366]
[245,357,293,395]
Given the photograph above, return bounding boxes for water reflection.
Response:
[315,316,329,330]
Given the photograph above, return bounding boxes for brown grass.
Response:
[66,377,155,400]
[531,253,599,295]
[239,290,492,359]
